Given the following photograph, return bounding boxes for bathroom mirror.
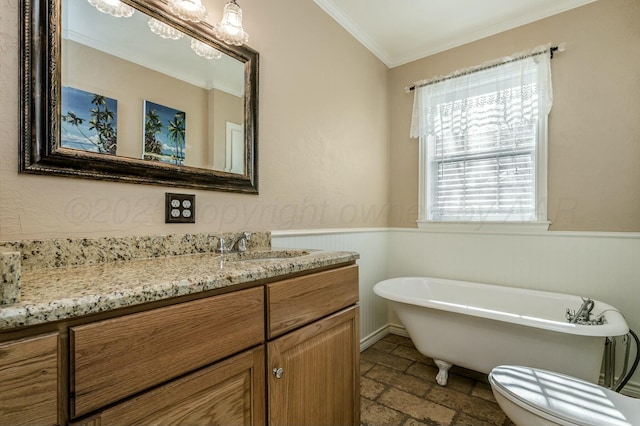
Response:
[20,0,259,193]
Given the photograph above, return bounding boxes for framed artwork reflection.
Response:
[61,86,118,155]
[143,100,186,165]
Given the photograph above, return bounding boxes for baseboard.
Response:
[619,381,640,398]
[388,323,409,337]
[602,374,640,398]
[359,323,411,352]
[360,325,390,352]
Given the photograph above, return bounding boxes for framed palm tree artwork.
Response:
[143,100,186,166]
[61,87,118,155]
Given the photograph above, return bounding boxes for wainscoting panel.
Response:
[272,229,390,350]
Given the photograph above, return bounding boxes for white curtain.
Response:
[410,47,553,140]
[410,45,556,221]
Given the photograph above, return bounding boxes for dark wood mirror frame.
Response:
[20,0,259,193]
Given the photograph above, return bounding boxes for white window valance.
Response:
[410,43,559,139]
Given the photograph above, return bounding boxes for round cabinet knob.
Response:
[272,367,284,379]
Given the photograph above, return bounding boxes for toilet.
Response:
[489,365,640,426]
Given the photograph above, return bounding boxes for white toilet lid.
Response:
[489,365,640,426]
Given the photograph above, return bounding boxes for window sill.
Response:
[416,221,551,234]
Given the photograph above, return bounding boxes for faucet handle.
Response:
[235,232,252,252]
[237,232,251,252]
[212,235,226,253]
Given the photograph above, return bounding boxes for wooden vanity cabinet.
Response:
[0,333,58,426]
[266,265,360,426]
[0,262,359,426]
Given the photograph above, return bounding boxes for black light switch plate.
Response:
[165,193,195,223]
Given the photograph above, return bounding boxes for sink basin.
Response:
[224,249,311,262]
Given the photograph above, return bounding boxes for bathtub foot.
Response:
[434,360,452,386]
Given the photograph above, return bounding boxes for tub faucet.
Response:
[568,297,595,324]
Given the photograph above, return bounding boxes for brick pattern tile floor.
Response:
[361,334,516,426]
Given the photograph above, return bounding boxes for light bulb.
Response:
[213,1,249,46]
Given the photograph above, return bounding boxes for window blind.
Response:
[429,85,538,221]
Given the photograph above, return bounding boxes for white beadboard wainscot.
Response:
[272,229,390,350]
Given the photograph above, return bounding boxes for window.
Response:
[411,52,552,229]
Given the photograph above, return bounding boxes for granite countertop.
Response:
[0,248,359,330]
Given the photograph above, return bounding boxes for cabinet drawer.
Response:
[71,346,265,426]
[70,286,264,418]
[0,333,58,426]
[266,265,358,338]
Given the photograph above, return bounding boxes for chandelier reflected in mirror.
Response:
[88,0,249,57]
[168,0,208,22]
[147,17,184,39]
[190,39,223,59]
[88,0,134,17]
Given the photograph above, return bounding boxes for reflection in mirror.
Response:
[62,0,244,172]
[20,0,258,193]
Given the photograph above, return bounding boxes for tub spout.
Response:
[569,297,595,324]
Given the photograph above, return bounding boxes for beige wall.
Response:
[63,40,210,168]
[211,88,243,171]
[0,0,390,240]
[4,0,637,240]
[389,0,640,231]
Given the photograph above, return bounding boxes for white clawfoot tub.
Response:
[373,277,629,386]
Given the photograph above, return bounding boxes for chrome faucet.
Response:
[228,232,252,253]
[213,232,252,254]
[567,297,595,324]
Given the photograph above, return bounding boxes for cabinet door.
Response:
[70,286,264,417]
[268,306,360,426]
[71,345,265,426]
[0,333,58,426]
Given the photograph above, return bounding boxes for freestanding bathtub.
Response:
[373,277,629,386]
